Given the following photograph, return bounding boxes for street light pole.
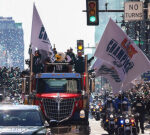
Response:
[29,44,33,95]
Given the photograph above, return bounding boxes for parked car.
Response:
[0,104,51,135]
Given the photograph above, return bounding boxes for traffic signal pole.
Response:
[83,9,124,13]
[85,1,124,26]
[84,1,124,13]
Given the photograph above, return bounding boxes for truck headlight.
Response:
[80,110,85,118]
[96,105,99,109]
[125,119,129,124]
[110,114,113,118]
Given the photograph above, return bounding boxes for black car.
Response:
[0,104,51,135]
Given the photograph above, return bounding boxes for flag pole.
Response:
[29,44,33,94]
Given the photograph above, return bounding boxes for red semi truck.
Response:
[23,56,94,131]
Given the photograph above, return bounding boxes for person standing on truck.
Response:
[33,50,44,74]
[68,48,76,63]
[44,56,54,72]
[74,51,85,73]
[74,52,95,73]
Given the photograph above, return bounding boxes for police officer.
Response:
[103,96,115,111]
[132,95,145,134]
[114,92,130,114]
[102,96,115,117]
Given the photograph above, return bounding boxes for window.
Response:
[37,78,81,93]
[0,110,44,126]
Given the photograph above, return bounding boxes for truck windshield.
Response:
[37,78,81,93]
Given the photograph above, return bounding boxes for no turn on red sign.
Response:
[124,2,143,21]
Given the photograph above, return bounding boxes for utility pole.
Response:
[83,2,124,13]
[29,44,33,95]
[144,0,149,55]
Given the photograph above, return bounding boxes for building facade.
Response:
[0,17,24,70]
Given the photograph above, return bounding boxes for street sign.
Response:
[148,3,150,19]
[142,72,150,81]
[124,2,143,21]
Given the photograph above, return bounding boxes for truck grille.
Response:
[43,98,75,122]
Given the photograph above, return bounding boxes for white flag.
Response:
[122,82,134,92]
[92,59,123,94]
[31,4,55,62]
[94,18,150,88]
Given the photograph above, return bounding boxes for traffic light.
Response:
[86,0,99,26]
[77,40,84,54]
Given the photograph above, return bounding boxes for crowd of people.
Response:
[0,66,22,97]
[32,48,94,74]
[97,81,150,134]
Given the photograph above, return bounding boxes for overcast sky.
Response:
[0,0,95,64]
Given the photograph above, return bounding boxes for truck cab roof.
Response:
[36,73,81,78]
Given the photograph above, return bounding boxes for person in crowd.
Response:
[32,50,44,74]
[132,95,146,134]
[68,48,76,64]
[146,95,150,124]
[103,96,116,112]
[44,56,54,72]
[74,51,95,73]
[114,91,130,113]
[53,47,57,55]
[102,96,116,125]
[63,53,72,72]
[66,49,76,72]
[74,51,85,73]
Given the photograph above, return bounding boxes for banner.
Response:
[92,59,123,94]
[94,18,150,88]
[31,4,55,62]
[122,82,134,92]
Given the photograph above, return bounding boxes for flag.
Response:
[31,4,55,62]
[92,59,123,94]
[94,18,150,90]
[122,82,134,92]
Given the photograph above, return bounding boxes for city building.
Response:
[0,17,24,70]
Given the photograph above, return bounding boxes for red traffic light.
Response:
[88,2,95,8]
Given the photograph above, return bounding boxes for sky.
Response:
[0,0,95,68]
